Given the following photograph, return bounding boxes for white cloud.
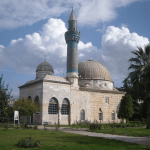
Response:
[0,18,96,76]
[0,18,149,88]
[0,0,138,29]
[101,26,149,85]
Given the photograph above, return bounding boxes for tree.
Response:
[13,98,40,117]
[139,99,147,119]
[120,78,145,121]
[128,44,150,129]
[118,94,133,123]
[0,74,13,117]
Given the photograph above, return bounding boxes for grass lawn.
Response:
[90,128,150,137]
[0,129,150,150]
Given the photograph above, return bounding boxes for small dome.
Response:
[78,59,112,81]
[36,61,54,73]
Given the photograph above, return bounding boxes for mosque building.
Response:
[19,10,125,125]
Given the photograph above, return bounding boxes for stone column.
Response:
[58,104,61,125]
[69,104,72,125]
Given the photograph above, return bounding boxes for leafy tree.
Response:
[128,44,150,129]
[122,78,145,121]
[118,94,133,123]
[13,98,40,116]
[0,74,13,117]
[139,99,147,119]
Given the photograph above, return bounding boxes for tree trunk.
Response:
[146,98,150,129]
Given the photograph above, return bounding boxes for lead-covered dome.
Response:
[36,61,54,79]
[36,61,54,73]
[78,59,112,81]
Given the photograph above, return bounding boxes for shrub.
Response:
[20,120,28,129]
[4,123,9,129]
[33,125,38,130]
[71,120,91,128]
[17,137,41,148]
[89,123,102,130]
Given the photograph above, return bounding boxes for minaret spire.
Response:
[65,9,80,89]
[69,8,76,21]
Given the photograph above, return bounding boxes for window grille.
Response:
[81,110,85,120]
[112,111,115,120]
[48,98,58,114]
[99,112,103,120]
[105,97,109,104]
[61,98,69,115]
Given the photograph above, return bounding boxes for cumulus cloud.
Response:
[0,18,96,76]
[101,26,149,84]
[0,0,138,29]
[0,18,149,88]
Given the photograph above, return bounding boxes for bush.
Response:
[20,120,28,129]
[4,123,9,129]
[17,137,41,148]
[33,125,38,130]
[89,123,102,130]
[71,120,91,128]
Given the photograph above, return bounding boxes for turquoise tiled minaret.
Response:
[65,9,80,74]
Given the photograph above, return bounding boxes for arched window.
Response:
[81,110,85,120]
[34,96,40,114]
[34,96,40,105]
[48,97,58,114]
[61,98,69,115]
[112,110,115,120]
[28,96,32,101]
[99,109,103,120]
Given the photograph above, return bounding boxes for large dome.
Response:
[78,59,112,81]
[36,61,54,73]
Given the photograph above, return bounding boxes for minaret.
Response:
[65,9,80,89]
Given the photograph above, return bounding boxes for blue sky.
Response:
[0,0,150,98]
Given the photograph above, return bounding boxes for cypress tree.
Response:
[118,94,133,123]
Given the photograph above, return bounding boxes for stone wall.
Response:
[70,90,123,124]
[19,81,124,125]
[42,81,124,125]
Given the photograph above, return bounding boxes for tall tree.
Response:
[128,44,150,129]
[0,74,13,117]
[118,94,133,123]
[121,78,145,121]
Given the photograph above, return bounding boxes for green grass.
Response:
[90,127,150,137]
[45,124,89,128]
[0,129,150,150]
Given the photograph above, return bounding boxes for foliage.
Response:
[116,78,144,121]
[17,136,41,148]
[71,120,91,128]
[139,99,147,119]
[20,120,28,129]
[127,44,150,128]
[33,125,38,130]
[5,105,14,118]
[4,123,10,130]
[89,123,102,130]
[118,94,133,122]
[0,74,13,117]
[13,98,40,116]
